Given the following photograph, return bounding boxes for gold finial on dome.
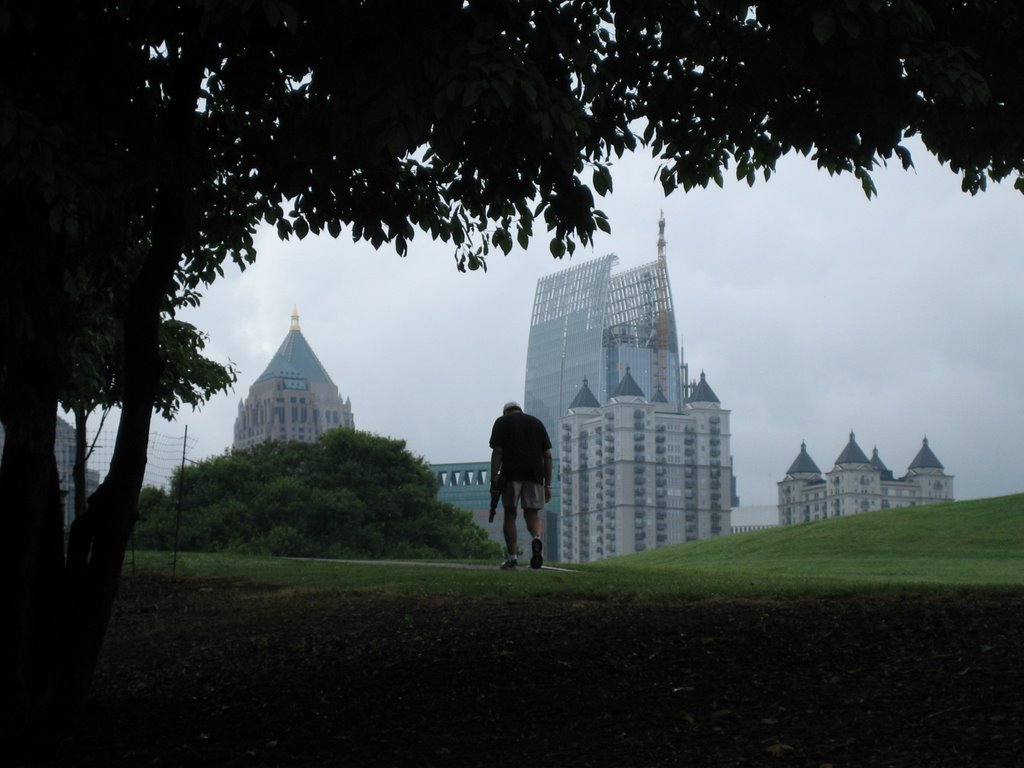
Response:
[290,306,300,331]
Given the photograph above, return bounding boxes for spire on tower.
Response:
[654,213,670,403]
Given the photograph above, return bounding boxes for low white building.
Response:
[778,433,953,525]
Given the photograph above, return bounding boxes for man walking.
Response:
[489,401,553,569]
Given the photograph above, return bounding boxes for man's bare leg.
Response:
[502,508,518,564]
[524,509,543,568]
[523,509,542,539]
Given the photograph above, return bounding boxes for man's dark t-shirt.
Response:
[489,411,552,483]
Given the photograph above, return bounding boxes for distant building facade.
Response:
[0,416,100,526]
[778,433,954,525]
[233,309,354,450]
[432,460,561,551]
[729,505,779,533]
[559,369,732,563]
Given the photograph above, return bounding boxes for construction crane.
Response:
[653,212,671,402]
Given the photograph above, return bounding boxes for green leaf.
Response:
[894,145,914,170]
[856,168,877,199]
[812,10,837,44]
[462,80,482,107]
[492,228,512,255]
[493,79,513,109]
[262,0,281,28]
[0,112,14,146]
[48,204,63,233]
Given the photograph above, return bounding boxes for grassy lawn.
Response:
[124,493,1024,600]
[94,494,1024,768]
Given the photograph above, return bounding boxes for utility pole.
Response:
[172,424,187,579]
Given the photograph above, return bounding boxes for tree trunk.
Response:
[72,405,89,522]
[62,208,193,740]
[59,39,205,734]
[62,295,167,725]
[0,188,75,754]
[0,233,179,754]
[0,403,66,751]
[3,37,205,755]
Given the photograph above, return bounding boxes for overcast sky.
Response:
[166,140,1023,507]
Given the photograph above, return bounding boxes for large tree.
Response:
[2,0,1022,753]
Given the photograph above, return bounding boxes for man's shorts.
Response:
[502,481,545,511]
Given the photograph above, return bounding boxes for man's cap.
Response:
[503,401,522,414]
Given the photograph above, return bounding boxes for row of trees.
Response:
[135,430,499,561]
[4,0,1023,755]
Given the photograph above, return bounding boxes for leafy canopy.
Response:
[7,1,1022,298]
[4,2,1022,420]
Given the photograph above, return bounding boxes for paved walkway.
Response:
[287,557,580,573]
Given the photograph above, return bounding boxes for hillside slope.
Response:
[596,494,1024,587]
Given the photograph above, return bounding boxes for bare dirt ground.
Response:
[53,572,1024,767]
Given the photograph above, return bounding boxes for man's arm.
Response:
[543,448,553,501]
[489,448,504,521]
[490,448,503,485]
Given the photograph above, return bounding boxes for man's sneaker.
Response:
[500,558,517,570]
[530,538,543,570]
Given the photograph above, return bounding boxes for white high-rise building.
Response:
[559,369,732,563]
[525,216,734,561]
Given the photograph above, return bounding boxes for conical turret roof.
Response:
[871,446,895,480]
[835,432,871,466]
[909,436,944,470]
[568,377,601,409]
[611,367,646,399]
[870,447,889,472]
[786,442,822,477]
[689,371,720,404]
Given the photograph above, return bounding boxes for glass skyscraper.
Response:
[523,218,684,450]
[523,217,738,562]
